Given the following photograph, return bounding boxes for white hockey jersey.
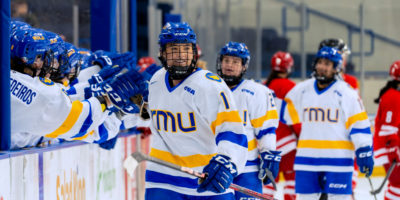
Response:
[231,79,278,173]
[145,68,247,196]
[282,78,372,172]
[11,70,111,143]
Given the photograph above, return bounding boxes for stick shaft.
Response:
[138,153,276,200]
[371,160,397,194]
[367,176,378,200]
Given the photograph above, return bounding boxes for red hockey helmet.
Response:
[390,60,400,81]
[138,57,156,72]
[270,51,294,73]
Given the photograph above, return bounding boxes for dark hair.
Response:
[265,71,281,86]
[374,80,400,104]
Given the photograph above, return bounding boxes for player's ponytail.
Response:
[265,71,280,86]
[374,80,399,104]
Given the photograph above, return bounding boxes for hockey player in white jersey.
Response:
[217,41,280,200]
[145,22,247,199]
[281,46,374,200]
[10,28,146,146]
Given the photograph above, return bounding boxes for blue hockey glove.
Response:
[197,154,237,193]
[88,64,124,85]
[93,54,113,68]
[356,146,374,177]
[98,136,118,150]
[143,64,162,77]
[258,150,281,185]
[110,52,136,69]
[102,69,146,111]
[84,83,106,99]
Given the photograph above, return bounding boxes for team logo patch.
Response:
[39,77,55,86]
[205,72,222,82]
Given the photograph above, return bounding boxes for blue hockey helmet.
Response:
[217,41,251,86]
[158,22,196,47]
[77,48,93,70]
[158,22,198,80]
[313,46,343,84]
[218,41,250,68]
[10,20,31,37]
[57,42,81,82]
[315,46,343,70]
[11,28,54,77]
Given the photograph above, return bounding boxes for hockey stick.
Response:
[370,160,397,195]
[366,174,378,200]
[124,152,277,200]
[264,168,277,190]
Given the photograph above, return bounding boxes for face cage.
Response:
[38,50,55,78]
[312,58,341,84]
[216,54,247,86]
[159,43,198,80]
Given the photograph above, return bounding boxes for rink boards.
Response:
[0,134,149,200]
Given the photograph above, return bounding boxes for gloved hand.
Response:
[143,64,162,77]
[98,136,118,150]
[101,69,146,112]
[88,64,124,85]
[84,83,105,99]
[110,52,136,69]
[93,54,113,68]
[356,146,374,177]
[258,150,281,185]
[197,154,237,193]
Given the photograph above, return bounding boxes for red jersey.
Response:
[267,78,299,155]
[343,73,359,90]
[374,88,400,165]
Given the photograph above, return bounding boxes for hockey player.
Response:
[10,29,146,146]
[264,51,299,200]
[281,47,374,200]
[217,41,280,200]
[319,39,361,197]
[319,38,359,90]
[373,60,400,200]
[144,22,247,199]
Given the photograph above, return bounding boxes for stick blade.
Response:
[123,155,139,177]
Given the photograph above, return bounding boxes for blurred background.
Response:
[10,0,400,113]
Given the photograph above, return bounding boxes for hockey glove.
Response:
[102,69,146,112]
[143,64,162,77]
[98,136,118,150]
[258,150,281,185]
[84,83,106,99]
[197,154,237,193]
[88,64,124,85]
[93,54,113,68]
[355,146,374,177]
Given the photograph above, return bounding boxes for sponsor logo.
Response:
[57,169,86,200]
[329,183,347,189]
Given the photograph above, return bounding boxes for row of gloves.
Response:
[198,145,374,194]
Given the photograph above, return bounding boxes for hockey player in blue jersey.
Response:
[281,47,374,200]
[217,41,280,200]
[144,22,248,199]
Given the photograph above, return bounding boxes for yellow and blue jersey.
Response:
[282,78,372,173]
[11,70,113,144]
[231,79,278,173]
[146,68,247,196]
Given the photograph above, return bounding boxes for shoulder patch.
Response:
[205,72,222,82]
[39,77,55,86]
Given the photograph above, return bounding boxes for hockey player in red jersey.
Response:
[264,51,299,200]
[374,60,400,200]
